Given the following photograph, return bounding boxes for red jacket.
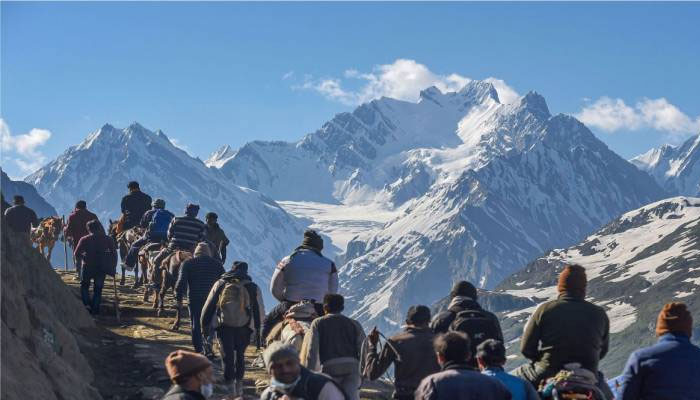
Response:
[65,208,98,244]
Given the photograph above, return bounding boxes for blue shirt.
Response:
[482,367,540,400]
[619,333,700,400]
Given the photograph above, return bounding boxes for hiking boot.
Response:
[131,280,141,289]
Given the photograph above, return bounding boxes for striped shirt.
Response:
[167,216,206,251]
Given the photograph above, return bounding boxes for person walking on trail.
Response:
[174,242,224,354]
[163,350,215,400]
[123,198,174,274]
[65,200,98,278]
[513,264,610,391]
[153,203,206,271]
[4,195,38,243]
[415,332,512,400]
[364,305,441,400]
[73,220,116,315]
[204,212,229,263]
[261,342,347,400]
[201,261,265,397]
[120,181,152,231]
[300,294,366,400]
[476,340,539,400]
[263,229,338,340]
[618,302,700,399]
[430,280,503,368]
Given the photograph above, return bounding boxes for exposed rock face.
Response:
[1,168,58,218]
[1,222,101,400]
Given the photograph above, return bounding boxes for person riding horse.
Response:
[151,204,206,287]
[123,198,174,287]
[120,181,152,231]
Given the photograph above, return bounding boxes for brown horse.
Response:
[154,250,192,329]
[108,219,145,286]
[31,217,63,262]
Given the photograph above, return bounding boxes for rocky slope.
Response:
[495,197,700,376]
[1,222,101,400]
[25,123,306,296]
[1,168,58,218]
[631,133,700,196]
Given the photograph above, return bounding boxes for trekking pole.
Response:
[113,275,121,324]
[62,215,68,271]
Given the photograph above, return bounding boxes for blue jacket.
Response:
[619,333,700,400]
[482,368,539,400]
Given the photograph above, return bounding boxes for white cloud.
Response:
[282,71,295,80]
[294,59,519,106]
[0,119,52,174]
[576,97,700,138]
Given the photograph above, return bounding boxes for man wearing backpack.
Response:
[513,264,609,390]
[201,261,266,397]
[263,229,338,340]
[123,198,174,276]
[204,212,229,263]
[430,281,503,368]
[175,242,225,354]
[74,219,117,315]
[301,294,366,400]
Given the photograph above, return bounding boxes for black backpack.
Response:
[98,238,118,276]
[449,309,501,350]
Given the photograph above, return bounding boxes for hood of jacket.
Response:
[448,296,482,312]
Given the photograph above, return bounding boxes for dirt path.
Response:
[57,271,391,400]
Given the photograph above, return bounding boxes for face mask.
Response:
[200,383,214,398]
[269,375,301,393]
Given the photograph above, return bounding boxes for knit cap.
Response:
[301,229,323,251]
[263,342,299,372]
[656,302,693,338]
[165,350,211,380]
[557,264,587,298]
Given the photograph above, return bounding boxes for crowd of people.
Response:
[3,182,700,400]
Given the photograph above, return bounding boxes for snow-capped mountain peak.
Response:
[631,132,700,196]
[205,144,237,168]
[497,196,700,375]
[26,123,306,300]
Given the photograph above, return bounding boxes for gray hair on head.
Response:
[262,342,299,372]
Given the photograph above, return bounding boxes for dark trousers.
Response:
[125,233,166,269]
[189,298,205,353]
[80,266,106,314]
[261,301,324,341]
[125,237,148,269]
[218,326,252,381]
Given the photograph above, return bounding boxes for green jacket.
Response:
[520,293,609,374]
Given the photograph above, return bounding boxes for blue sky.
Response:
[2,2,699,179]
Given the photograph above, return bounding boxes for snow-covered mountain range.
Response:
[631,133,700,196]
[204,80,667,332]
[496,196,700,376]
[25,123,306,293]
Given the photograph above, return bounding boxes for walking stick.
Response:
[62,215,68,271]
[113,275,121,324]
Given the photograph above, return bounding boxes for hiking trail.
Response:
[55,271,392,399]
